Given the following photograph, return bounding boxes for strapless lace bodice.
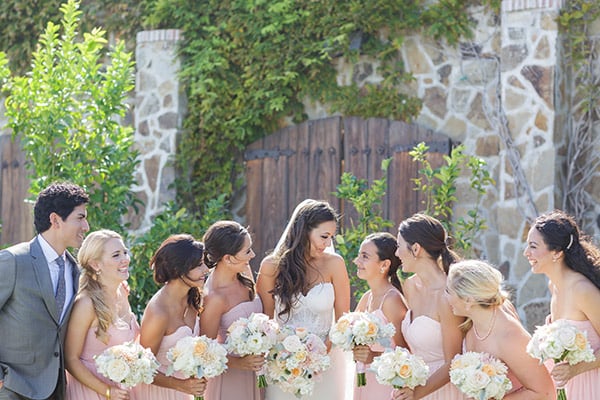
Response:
[274,282,334,340]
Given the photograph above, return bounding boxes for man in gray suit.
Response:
[0,183,89,400]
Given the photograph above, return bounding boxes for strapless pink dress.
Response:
[66,314,141,399]
[401,310,466,399]
[204,295,263,400]
[136,318,199,400]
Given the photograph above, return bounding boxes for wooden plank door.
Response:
[0,135,33,246]
[244,117,452,271]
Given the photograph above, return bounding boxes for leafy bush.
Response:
[0,0,149,74]
[335,144,495,303]
[0,0,139,234]
[409,142,495,256]
[334,159,394,300]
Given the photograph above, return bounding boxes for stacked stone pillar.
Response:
[130,29,184,232]
[498,0,564,330]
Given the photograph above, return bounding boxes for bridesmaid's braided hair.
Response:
[448,259,509,333]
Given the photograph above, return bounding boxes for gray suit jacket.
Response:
[0,238,79,400]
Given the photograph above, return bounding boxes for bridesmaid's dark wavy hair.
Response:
[534,210,600,290]
[151,234,206,313]
[365,232,403,293]
[273,200,338,319]
[203,220,256,300]
[398,213,460,274]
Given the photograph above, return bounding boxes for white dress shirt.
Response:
[37,234,75,322]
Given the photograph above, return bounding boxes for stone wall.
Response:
[129,29,185,233]
[398,0,566,330]
[312,0,572,330]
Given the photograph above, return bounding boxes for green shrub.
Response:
[334,159,394,301]
[409,142,495,256]
[0,0,139,234]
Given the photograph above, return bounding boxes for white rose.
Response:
[541,340,564,360]
[463,370,490,395]
[485,378,503,398]
[245,333,266,354]
[229,324,247,341]
[351,319,371,339]
[555,325,578,350]
[282,335,303,353]
[106,358,130,382]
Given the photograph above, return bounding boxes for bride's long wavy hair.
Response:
[272,199,338,319]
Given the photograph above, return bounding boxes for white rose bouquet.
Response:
[166,335,229,400]
[265,327,331,398]
[526,319,596,400]
[94,340,160,389]
[329,311,396,386]
[449,351,512,400]
[370,347,429,391]
[225,312,279,388]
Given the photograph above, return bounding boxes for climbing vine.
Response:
[146,0,497,211]
[1,0,502,213]
[0,0,149,74]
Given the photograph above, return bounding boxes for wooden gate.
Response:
[244,116,452,271]
[0,134,33,246]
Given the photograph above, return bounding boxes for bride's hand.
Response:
[324,338,333,353]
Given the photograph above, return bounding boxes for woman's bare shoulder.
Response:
[259,255,279,277]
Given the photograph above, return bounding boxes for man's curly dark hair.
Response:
[33,182,89,233]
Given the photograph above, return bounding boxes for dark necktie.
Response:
[55,256,66,317]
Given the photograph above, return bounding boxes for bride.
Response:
[257,199,351,400]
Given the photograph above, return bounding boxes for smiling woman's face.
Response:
[308,221,336,257]
[523,227,555,274]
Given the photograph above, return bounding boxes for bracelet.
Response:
[105,386,111,399]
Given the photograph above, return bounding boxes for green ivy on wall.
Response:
[0,0,148,74]
[147,0,498,211]
[1,0,501,213]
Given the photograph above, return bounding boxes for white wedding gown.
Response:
[265,282,349,400]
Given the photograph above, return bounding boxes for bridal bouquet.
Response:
[166,335,228,400]
[329,311,396,386]
[226,312,279,388]
[94,341,160,388]
[526,319,596,400]
[370,346,429,390]
[449,351,512,400]
[265,327,330,398]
